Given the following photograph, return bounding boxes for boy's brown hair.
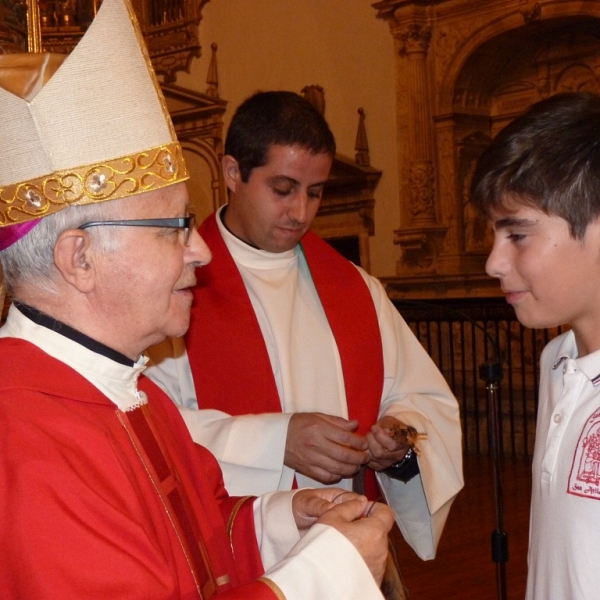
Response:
[471,92,600,239]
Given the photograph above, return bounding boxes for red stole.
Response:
[188,212,384,437]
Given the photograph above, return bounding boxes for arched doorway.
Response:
[452,16,600,262]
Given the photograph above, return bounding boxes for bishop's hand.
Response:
[316,494,394,586]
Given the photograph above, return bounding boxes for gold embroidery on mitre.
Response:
[0,141,189,227]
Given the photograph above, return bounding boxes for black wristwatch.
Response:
[382,447,420,483]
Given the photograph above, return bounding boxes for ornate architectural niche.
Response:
[315,150,381,273]
[374,0,600,299]
[0,0,210,82]
[302,87,382,272]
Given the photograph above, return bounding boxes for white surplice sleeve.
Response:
[356,268,464,560]
[254,490,383,600]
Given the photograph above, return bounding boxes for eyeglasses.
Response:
[78,214,196,246]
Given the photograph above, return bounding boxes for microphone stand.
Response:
[480,360,507,600]
[393,299,508,600]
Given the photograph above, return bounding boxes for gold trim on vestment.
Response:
[226,496,255,544]
[0,141,188,227]
[215,574,231,587]
[259,577,286,600]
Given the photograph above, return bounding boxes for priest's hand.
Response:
[365,415,412,471]
[317,495,394,586]
[285,412,369,484]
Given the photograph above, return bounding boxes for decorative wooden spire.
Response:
[206,42,219,98]
[355,107,370,166]
[301,84,325,115]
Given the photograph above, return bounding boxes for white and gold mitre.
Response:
[0,0,188,233]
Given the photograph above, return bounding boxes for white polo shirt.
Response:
[527,330,600,599]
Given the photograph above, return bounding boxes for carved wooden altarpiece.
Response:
[0,0,210,82]
[0,3,382,274]
[372,0,600,299]
[0,0,226,222]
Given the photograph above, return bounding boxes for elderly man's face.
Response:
[93,183,210,359]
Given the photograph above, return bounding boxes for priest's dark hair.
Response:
[225,90,336,182]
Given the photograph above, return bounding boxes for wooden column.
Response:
[400,23,436,226]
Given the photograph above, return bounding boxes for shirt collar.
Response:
[14,300,135,366]
[0,303,148,410]
[552,330,577,369]
[552,329,600,386]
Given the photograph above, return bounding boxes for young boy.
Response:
[471,91,600,600]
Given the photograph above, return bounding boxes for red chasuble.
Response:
[187,213,384,492]
[0,338,275,600]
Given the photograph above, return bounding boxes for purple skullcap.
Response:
[0,219,41,251]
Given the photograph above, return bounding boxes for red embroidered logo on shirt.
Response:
[568,407,600,499]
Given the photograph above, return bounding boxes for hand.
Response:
[285,413,369,484]
[366,416,411,471]
[317,495,394,586]
[291,487,363,530]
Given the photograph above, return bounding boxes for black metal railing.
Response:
[392,297,565,460]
